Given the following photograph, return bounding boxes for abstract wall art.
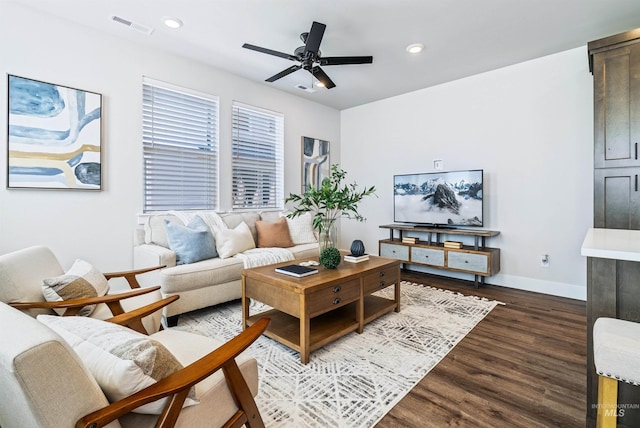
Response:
[7,75,102,190]
[302,136,329,192]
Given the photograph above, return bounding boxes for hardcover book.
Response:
[274,264,319,277]
[344,253,370,263]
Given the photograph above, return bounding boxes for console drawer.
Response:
[411,247,445,267]
[307,279,360,317]
[447,251,488,274]
[363,268,399,295]
[379,242,409,261]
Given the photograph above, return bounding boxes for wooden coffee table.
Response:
[241,253,401,364]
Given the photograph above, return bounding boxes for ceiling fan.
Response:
[242,21,373,89]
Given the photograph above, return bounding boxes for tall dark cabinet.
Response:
[587,28,640,428]
[591,29,640,228]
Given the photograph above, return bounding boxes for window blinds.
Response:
[142,78,219,212]
[231,102,284,209]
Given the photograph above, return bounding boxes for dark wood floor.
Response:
[376,271,587,428]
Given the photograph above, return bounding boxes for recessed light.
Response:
[315,81,325,88]
[406,43,424,54]
[163,17,183,29]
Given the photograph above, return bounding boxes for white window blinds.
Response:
[231,102,284,210]
[142,78,219,212]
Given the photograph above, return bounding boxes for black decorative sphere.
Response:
[350,240,365,257]
[320,247,341,269]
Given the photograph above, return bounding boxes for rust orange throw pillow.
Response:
[256,217,294,248]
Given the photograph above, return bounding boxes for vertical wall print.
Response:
[302,136,329,192]
[7,75,102,190]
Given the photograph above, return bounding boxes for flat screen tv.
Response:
[394,169,483,227]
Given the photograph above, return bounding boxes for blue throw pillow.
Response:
[165,216,218,264]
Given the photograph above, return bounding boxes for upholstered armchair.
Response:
[0,301,268,427]
[0,245,168,333]
[0,246,269,427]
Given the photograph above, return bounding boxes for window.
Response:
[142,78,219,212]
[231,102,284,210]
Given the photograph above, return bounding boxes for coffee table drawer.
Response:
[308,279,360,317]
[363,268,399,295]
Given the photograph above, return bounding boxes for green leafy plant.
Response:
[285,164,377,234]
[319,247,341,269]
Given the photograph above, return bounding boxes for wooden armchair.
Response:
[0,245,170,333]
[0,246,270,427]
[0,301,269,428]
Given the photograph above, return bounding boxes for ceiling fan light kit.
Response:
[243,21,373,89]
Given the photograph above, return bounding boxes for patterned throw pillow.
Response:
[283,212,317,245]
[42,259,110,316]
[255,217,294,248]
[37,315,198,414]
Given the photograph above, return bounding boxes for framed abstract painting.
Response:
[301,136,329,192]
[7,75,102,190]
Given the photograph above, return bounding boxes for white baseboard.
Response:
[489,273,586,301]
[402,264,586,301]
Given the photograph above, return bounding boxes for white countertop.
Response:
[581,228,640,262]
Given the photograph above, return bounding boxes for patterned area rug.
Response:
[177,281,502,427]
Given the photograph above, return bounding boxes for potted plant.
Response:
[285,164,376,254]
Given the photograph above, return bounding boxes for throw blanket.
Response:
[169,210,228,231]
[235,247,295,268]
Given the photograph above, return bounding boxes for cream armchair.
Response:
[0,245,168,333]
[0,246,269,427]
[0,302,268,427]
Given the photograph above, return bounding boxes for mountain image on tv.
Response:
[394,170,483,226]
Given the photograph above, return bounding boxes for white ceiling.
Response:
[11,0,640,110]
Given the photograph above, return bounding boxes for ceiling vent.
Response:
[295,84,316,93]
[111,15,154,35]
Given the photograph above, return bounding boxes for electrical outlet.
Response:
[540,254,550,267]
[433,159,443,170]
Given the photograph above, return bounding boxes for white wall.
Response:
[0,3,340,270]
[340,47,593,300]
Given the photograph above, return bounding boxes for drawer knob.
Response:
[333,297,341,305]
[379,281,386,287]
[379,271,385,277]
[333,285,341,293]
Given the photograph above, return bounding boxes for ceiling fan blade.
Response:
[304,21,326,55]
[311,66,336,89]
[319,56,373,66]
[266,65,302,82]
[242,43,298,61]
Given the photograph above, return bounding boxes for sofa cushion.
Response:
[42,259,110,316]
[159,257,244,294]
[215,221,256,259]
[165,216,218,265]
[145,214,182,248]
[37,315,197,415]
[284,212,317,245]
[255,217,294,248]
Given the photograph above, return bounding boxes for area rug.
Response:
[177,281,503,427]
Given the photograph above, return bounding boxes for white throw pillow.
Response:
[37,315,198,414]
[283,212,317,245]
[214,221,256,258]
[42,259,110,316]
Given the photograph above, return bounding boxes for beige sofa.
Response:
[134,211,318,324]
